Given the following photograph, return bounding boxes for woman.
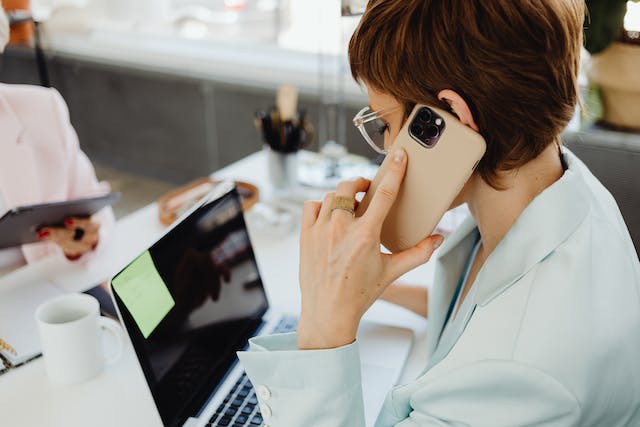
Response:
[238,1,640,426]
[0,6,114,273]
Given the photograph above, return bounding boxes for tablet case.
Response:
[0,192,120,249]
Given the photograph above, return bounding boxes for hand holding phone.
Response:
[298,152,444,350]
[355,105,486,252]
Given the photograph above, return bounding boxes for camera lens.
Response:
[410,122,424,137]
[425,124,440,139]
[417,108,432,123]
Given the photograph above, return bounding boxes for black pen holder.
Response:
[254,107,313,154]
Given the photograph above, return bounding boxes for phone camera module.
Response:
[409,107,445,148]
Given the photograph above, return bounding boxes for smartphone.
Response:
[355,104,486,252]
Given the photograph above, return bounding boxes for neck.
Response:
[466,143,565,257]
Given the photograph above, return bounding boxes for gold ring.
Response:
[331,196,356,215]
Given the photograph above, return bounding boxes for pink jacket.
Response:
[0,83,115,265]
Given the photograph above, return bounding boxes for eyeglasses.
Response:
[352,106,401,154]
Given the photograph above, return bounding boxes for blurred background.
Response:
[1,0,371,215]
[1,1,639,254]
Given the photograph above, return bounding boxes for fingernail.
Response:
[64,219,73,226]
[433,236,444,250]
[393,148,405,163]
[37,231,50,239]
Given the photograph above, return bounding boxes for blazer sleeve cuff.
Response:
[237,332,366,427]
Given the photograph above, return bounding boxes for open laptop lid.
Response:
[110,182,269,427]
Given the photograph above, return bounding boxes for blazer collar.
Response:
[473,152,590,305]
[436,149,590,307]
[425,149,590,364]
[436,214,478,259]
[427,218,479,356]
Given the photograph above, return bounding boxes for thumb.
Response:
[363,148,408,228]
[385,234,444,280]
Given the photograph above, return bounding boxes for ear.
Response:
[437,89,479,132]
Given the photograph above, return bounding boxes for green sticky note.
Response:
[112,251,175,339]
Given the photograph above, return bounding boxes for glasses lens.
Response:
[362,117,388,153]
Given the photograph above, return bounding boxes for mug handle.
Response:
[98,316,125,365]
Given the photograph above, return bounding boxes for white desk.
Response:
[0,150,434,427]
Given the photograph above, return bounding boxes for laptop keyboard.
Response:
[206,315,297,427]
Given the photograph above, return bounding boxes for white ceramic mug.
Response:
[35,293,124,385]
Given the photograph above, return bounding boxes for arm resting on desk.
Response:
[380,284,428,318]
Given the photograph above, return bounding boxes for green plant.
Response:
[585,0,639,53]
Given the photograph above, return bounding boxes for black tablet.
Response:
[0,192,121,249]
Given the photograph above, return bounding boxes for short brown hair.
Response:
[349,0,584,187]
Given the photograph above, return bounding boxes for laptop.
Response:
[110,182,413,427]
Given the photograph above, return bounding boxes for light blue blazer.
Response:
[238,149,640,426]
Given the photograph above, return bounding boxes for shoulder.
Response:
[568,149,637,251]
[430,154,640,416]
[0,83,64,112]
[451,220,639,409]
[469,184,640,364]
[550,152,640,285]
[0,83,71,147]
[0,84,68,126]
[528,150,640,300]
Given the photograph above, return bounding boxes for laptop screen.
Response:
[111,185,269,427]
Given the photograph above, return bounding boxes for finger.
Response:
[332,177,370,220]
[335,177,370,198]
[81,229,100,248]
[36,227,53,241]
[385,234,444,280]
[301,200,322,229]
[42,228,77,253]
[40,227,72,243]
[364,148,407,228]
[44,227,96,256]
[65,217,99,233]
[317,192,335,222]
[69,237,98,254]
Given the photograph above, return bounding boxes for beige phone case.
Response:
[355,105,486,252]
